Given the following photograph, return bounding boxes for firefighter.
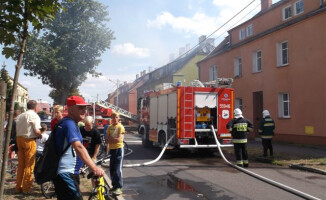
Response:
[258,110,275,157]
[226,108,253,167]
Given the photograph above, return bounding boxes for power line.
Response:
[170,0,258,62]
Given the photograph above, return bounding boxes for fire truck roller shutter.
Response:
[195,93,217,108]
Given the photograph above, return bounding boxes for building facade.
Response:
[8,76,29,111]
[197,0,326,146]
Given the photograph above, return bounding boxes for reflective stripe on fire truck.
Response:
[232,138,247,143]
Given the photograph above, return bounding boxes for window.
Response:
[283,5,292,20]
[294,0,304,15]
[235,98,243,111]
[239,29,245,40]
[252,50,262,72]
[209,65,218,81]
[246,24,253,36]
[234,57,242,77]
[277,41,289,66]
[278,93,290,118]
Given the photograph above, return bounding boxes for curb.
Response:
[103,173,125,200]
[289,164,326,175]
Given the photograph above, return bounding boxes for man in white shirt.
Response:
[15,100,42,194]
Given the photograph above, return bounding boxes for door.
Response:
[253,91,263,138]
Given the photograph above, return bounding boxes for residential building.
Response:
[36,100,51,116]
[137,35,215,100]
[197,0,326,146]
[8,76,29,111]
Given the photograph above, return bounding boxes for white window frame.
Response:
[282,5,292,20]
[294,0,304,15]
[234,57,242,78]
[252,50,262,73]
[246,24,253,36]
[277,41,289,66]
[235,98,243,111]
[209,65,218,81]
[278,93,290,118]
[239,29,245,40]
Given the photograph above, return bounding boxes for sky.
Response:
[0,0,281,105]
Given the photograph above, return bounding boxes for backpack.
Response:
[34,119,70,184]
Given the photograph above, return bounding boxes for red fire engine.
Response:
[138,79,234,150]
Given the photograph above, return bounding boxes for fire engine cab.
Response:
[138,79,234,150]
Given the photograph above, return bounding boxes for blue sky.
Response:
[0,0,280,104]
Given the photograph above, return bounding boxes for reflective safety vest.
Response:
[258,116,275,139]
[226,117,253,143]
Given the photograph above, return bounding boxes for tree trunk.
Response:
[0,81,7,177]
[0,13,28,198]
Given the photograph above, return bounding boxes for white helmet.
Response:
[262,110,270,118]
[234,108,243,118]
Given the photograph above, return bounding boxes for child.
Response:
[36,123,49,157]
[105,112,124,195]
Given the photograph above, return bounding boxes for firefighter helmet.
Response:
[262,110,270,118]
[234,108,243,118]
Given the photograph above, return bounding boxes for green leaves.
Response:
[20,0,114,104]
[0,0,64,59]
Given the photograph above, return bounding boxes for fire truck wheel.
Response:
[159,132,166,148]
[142,129,152,148]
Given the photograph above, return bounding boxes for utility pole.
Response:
[108,79,120,107]
[116,80,119,107]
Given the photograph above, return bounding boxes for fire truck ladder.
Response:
[183,87,194,138]
[96,100,138,123]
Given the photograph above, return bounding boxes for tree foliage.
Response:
[0,0,64,58]
[21,0,114,104]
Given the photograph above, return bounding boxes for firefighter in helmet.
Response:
[258,110,275,157]
[226,108,253,167]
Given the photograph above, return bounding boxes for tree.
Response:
[21,0,114,104]
[0,1,65,197]
[0,64,13,112]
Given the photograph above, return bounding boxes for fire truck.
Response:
[138,79,234,150]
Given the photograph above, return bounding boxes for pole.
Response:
[116,80,119,107]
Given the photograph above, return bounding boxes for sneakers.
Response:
[112,188,122,195]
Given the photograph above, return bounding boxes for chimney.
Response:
[148,67,152,72]
[199,35,206,43]
[179,47,185,56]
[206,38,215,46]
[136,74,139,79]
[261,0,272,12]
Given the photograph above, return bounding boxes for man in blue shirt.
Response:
[53,96,104,200]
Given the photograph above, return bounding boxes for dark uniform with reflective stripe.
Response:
[226,118,253,167]
[258,116,275,157]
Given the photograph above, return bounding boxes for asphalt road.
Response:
[111,133,326,200]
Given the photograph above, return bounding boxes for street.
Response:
[111,133,326,200]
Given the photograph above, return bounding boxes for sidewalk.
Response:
[249,138,326,158]
[248,139,326,175]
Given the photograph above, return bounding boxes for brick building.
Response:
[197,0,326,146]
